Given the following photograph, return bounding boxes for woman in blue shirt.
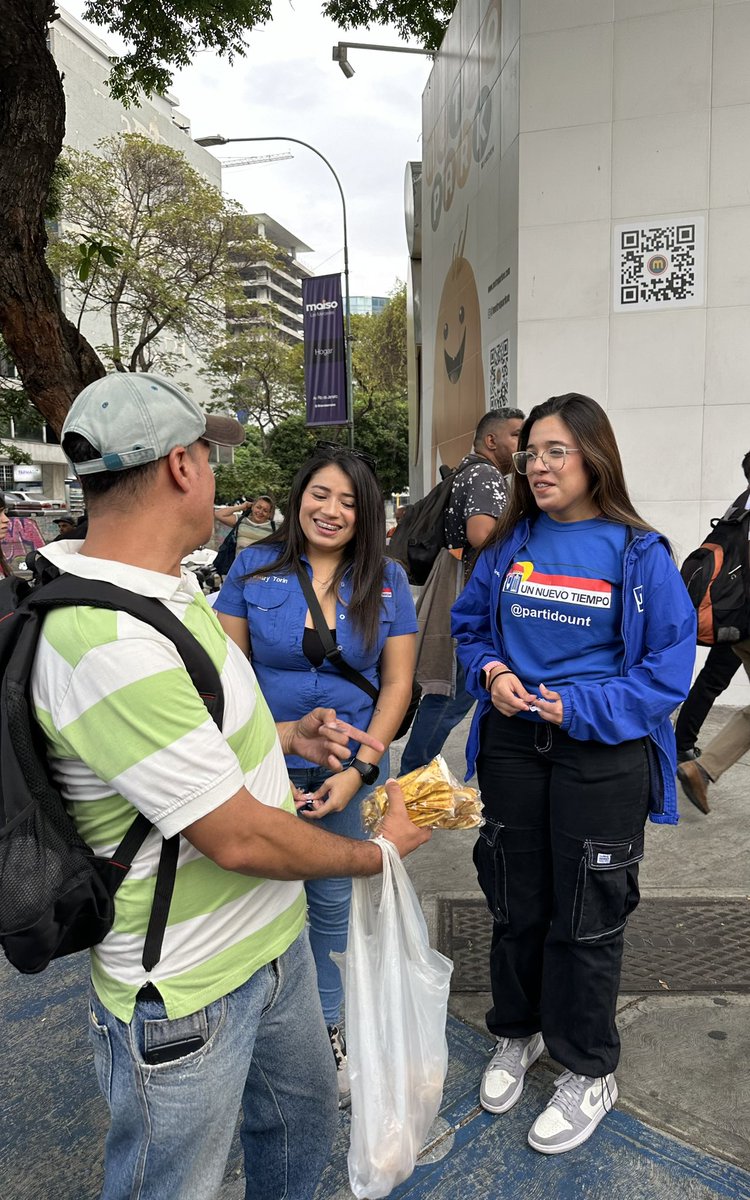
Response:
[215,444,417,1106]
[452,394,695,1156]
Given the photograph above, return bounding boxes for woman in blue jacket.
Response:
[451,393,695,1156]
[215,444,417,1106]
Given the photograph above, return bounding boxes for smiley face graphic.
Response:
[432,215,486,476]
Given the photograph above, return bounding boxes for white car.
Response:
[3,491,65,510]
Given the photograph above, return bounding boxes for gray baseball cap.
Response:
[63,373,245,476]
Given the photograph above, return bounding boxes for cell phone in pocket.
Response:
[143,1034,206,1065]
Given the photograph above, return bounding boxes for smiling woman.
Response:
[451,392,697,1157]
[212,442,418,1106]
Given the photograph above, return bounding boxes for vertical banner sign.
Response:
[302,273,348,426]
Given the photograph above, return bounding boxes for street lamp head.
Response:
[195,134,229,147]
[332,43,355,79]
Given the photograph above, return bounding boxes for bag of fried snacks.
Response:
[362,755,483,832]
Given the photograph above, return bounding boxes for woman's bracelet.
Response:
[487,668,516,689]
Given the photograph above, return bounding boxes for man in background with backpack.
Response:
[678,451,750,814]
[27,372,428,1200]
[399,408,525,775]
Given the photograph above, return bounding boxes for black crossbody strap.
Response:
[295,566,379,705]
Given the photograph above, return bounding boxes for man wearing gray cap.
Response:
[29,373,428,1200]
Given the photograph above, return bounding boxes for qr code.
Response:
[614,217,705,311]
[488,335,509,409]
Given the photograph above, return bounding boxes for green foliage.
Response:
[44,157,71,224]
[47,134,272,373]
[204,318,302,445]
[74,235,122,282]
[213,426,285,503]
[350,284,407,404]
[78,1,448,104]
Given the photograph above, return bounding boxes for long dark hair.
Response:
[246,446,386,650]
[487,393,657,549]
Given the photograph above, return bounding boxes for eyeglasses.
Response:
[512,446,582,475]
[314,440,377,474]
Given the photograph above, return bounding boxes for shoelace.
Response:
[487,1037,527,1074]
[548,1070,614,1119]
[328,1026,346,1068]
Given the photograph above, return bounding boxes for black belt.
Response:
[136,982,162,1001]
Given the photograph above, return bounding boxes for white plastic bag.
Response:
[345,836,453,1199]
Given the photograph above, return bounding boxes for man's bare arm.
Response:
[183,780,429,877]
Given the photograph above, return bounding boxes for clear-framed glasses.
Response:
[313,440,377,474]
[512,446,582,475]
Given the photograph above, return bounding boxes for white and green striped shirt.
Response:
[31,543,305,1022]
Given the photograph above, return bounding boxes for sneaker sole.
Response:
[528,1081,618,1155]
[480,1037,545,1114]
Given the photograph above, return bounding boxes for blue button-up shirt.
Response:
[214,545,418,767]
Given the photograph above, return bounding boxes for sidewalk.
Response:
[2,707,749,1198]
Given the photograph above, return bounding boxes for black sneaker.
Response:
[327,1023,350,1108]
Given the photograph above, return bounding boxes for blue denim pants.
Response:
[398,657,475,776]
[288,755,390,1027]
[88,929,337,1200]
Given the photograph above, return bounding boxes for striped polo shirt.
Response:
[30,543,305,1023]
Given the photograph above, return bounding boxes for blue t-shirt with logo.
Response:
[499,514,628,706]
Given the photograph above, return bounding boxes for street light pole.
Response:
[196,133,354,448]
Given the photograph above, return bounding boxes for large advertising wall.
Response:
[419,0,518,486]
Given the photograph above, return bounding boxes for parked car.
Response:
[3,491,66,510]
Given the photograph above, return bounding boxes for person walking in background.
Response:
[399,408,525,776]
[29,373,427,1200]
[676,453,750,812]
[452,393,695,1155]
[214,444,417,1106]
[0,495,12,577]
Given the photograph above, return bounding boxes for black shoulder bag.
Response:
[295,566,421,741]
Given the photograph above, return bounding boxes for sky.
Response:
[62,1,434,297]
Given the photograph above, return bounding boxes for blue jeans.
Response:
[398,658,475,775]
[88,929,337,1200]
[288,755,390,1027]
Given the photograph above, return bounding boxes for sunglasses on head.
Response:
[313,440,377,473]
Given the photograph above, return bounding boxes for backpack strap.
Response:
[26,574,225,972]
[295,566,379,704]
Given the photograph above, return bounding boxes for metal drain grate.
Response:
[437,898,750,993]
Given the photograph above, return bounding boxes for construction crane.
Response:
[221,153,294,168]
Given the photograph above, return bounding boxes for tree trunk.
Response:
[0,0,105,435]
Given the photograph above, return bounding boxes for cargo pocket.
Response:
[572,830,645,942]
[473,818,509,924]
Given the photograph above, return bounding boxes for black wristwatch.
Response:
[348,758,380,786]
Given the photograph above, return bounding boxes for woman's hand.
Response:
[296,768,364,820]
[533,683,564,725]
[489,671,538,717]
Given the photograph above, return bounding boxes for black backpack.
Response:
[388,460,473,585]
[0,571,223,974]
[214,515,277,577]
[680,496,750,646]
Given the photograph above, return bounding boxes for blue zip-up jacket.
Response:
[451,520,697,824]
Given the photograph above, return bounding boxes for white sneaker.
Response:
[479,1033,545,1113]
[528,1070,618,1154]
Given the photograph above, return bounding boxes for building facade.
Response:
[410,0,750,703]
[238,214,314,344]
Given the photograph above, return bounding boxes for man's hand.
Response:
[278,707,385,772]
[379,780,431,858]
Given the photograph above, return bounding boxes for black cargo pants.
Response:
[475,709,650,1077]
